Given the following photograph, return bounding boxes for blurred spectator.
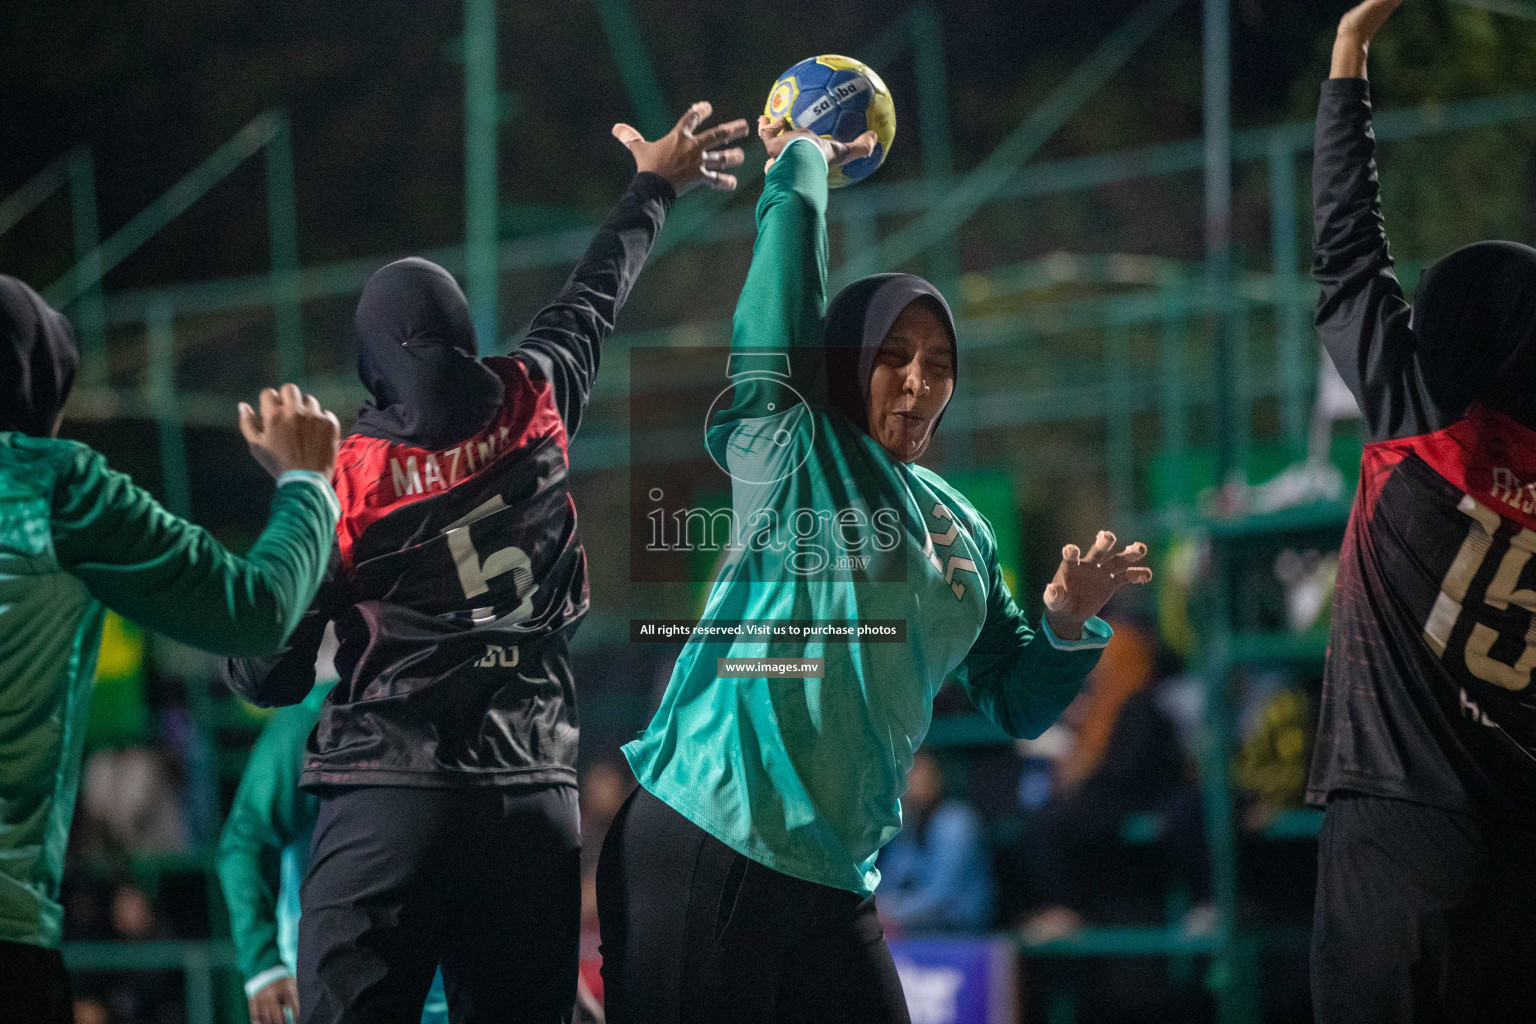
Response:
[1234,681,1314,829]
[1016,618,1186,942]
[1162,674,1318,924]
[72,997,108,1024]
[109,885,158,941]
[877,749,994,933]
[79,747,187,855]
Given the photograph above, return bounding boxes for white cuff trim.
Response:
[245,964,293,998]
[783,134,830,172]
[276,469,341,521]
[1041,614,1112,651]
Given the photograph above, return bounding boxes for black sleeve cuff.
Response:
[1320,77,1371,104]
[629,171,677,209]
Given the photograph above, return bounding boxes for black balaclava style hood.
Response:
[1412,240,1536,429]
[0,275,79,436]
[353,257,505,450]
[822,272,957,438]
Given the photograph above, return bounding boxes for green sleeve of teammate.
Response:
[732,137,830,356]
[950,519,1110,739]
[49,443,338,658]
[217,689,327,983]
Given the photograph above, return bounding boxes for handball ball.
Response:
[764,55,895,188]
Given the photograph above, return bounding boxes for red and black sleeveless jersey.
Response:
[1308,81,1536,815]
[223,172,674,788]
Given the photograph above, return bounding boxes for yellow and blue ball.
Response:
[764,55,895,188]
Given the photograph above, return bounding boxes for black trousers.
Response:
[1312,792,1536,1024]
[299,784,581,1024]
[1,939,72,1024]
[596,786,910,1024]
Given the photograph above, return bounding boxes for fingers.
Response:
[279,382,304,408]
[759,115,789,145]
[1061,543,1081,565]
[695,118,749,150]
[257,386,280,425]
[1083,530,1117,563]
[1102,542,1153,587]
[701,147,745,170]
[611,122,645,149]
[237,402,261,444]
[1101,541,1148,575]
[676,100,712,136]
[304,391,323,416]
[1044,581,1066,608]
[846,129,878,161]
[701,169,739,192]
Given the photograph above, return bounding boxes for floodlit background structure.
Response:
[6,0,1536,1021]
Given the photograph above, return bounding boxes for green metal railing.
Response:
[31,6,1536,1021]
[0,146,106,378]
[34,109,300,515]
[62,939,237,1024]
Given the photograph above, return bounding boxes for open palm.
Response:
[1043,531,1152,638]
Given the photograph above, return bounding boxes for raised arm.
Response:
[1312,0,1446,441]
[53,386,339,659]
[515,103,747,436]
[731,119,880,358]
[731,135,832,357]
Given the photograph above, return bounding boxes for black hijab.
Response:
[0,275,79,436]
[1412,240,1536,429]
[822,273,957,436]
[353,257,505,450]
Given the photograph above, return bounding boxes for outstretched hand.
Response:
[613,101,748,194]
[1043,531,1152,640]
[758,115,877,176]
[1332,0,1403,79]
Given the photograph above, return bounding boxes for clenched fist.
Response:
[237,383,341,480]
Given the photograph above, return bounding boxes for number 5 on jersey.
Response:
[442,495,537,625]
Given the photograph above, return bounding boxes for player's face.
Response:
[866,301,955,463]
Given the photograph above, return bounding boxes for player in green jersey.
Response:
[598,123,1150,1023]
[0,275,341,1022]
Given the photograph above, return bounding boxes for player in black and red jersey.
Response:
[1309,2,1536,1021]
[223,103,747,1024]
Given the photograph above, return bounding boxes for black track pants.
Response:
[1312,792,1536,1024]
[1,939,72,1024]
[596,785,910,1024]
[299,784,581,1024]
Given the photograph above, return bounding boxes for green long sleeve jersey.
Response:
[624,139,1110,895]
[217,681,450,1024]
[217,681,332,987]
[0,434,338,949]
